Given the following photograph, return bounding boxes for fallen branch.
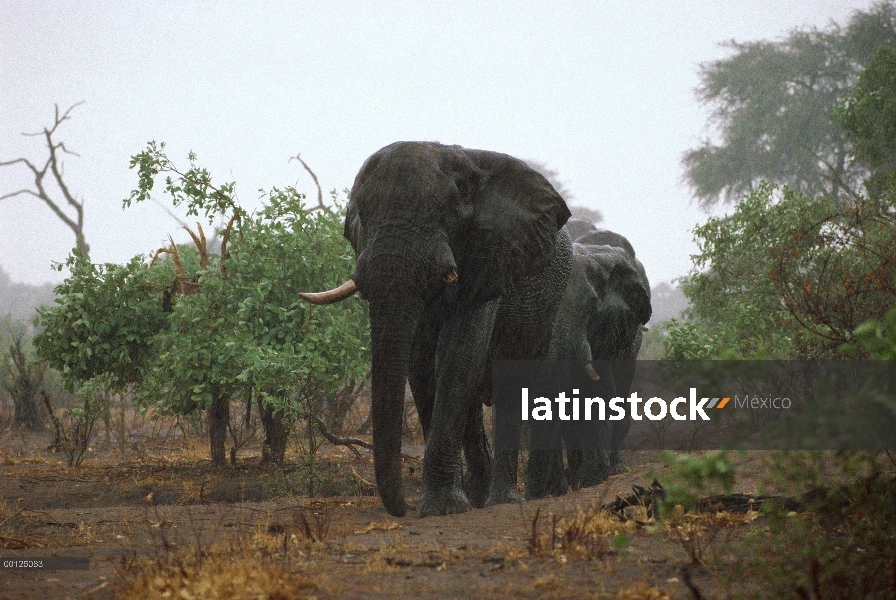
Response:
[312,416,370,458]
[310,416,419,461]
[349,466,375,489]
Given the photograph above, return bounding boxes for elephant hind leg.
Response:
[526,421,568,500]
[525,448,568,499]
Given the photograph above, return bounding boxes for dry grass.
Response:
[0,495,10,520]
[663,509,761,565]
[617,582,671,600]
[528,504,639,560]
[118,545,329,600]
[0,503,104,549]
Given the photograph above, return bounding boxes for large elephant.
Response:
[526,228,651,499]
[299,142,571,517]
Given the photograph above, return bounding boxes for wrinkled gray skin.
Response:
[526,223,651,499]
[333,142,571,517]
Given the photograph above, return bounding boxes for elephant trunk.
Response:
[368,296,423,518]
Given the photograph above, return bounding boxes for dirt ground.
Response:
[0,424,785,600]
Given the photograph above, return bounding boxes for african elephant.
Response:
[526,229,651,499]
[299,142,571,517]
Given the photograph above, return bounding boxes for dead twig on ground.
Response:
[311,416,370,458]
[311,415,418,461]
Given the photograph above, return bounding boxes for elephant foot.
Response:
[416,486,472,517]
[463,472,490,509]
[485,485,526,507]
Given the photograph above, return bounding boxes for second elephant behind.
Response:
[526,229,652,499]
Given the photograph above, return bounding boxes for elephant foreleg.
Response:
[416,301,497,517]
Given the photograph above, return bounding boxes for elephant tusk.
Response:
[584,363,601,381]
[443,268,458,284]
[299,279,358,305]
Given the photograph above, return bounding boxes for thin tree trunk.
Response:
[118,397,127,456]
[208,392,229,468]
[259,398,289,466]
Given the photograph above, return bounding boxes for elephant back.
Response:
[575,229,637,260]
[564,218,598,242]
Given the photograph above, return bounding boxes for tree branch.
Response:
[311,415,417,461]
[290,153,330,213]
[150,197,189,228]
[0,189,42,202]
[311,415,370,458]
[0,102,89,258]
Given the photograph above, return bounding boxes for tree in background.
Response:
[668,27,896,360]
[665,182,896,359]
[836,44,896,359]
[837,44,896,193]
[682,2,896,208]
[0,267,56,323]
[524,159,605,225]
[0,103,90,258]
[1,321,45,430]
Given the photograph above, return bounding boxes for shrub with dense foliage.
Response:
[668,36,896,361]
[35,144,369,467]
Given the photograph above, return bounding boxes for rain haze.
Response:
[0,1,865,289]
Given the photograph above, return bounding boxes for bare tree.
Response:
[0,103,90,259]
[524,159,604,224]
[291,153,332,213]
[569,205,604,226]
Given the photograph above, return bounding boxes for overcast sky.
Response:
[0,1,865,287]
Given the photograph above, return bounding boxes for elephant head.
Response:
[579,244,651,359]
[300,142,570,516]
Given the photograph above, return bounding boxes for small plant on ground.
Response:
[527,505,633,561]
[42,377,109,467]
[649,450,744,565]
[1,327,45,431]
[745,450,896,599]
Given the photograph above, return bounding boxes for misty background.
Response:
[0,1,866,323]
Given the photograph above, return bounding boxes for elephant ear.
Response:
[459,151,571,302]
[628,259,653,325]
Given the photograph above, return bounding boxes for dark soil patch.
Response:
[0,446,783,599]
